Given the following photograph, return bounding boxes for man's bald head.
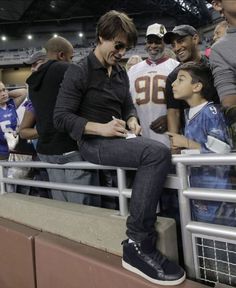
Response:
[44,36,74,62]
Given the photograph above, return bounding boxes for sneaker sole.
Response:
[122,259,186,286]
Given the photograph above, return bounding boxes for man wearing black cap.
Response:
[163,25,214,138]
[164,25,201,63]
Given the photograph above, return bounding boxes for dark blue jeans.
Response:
[80,136,171,242]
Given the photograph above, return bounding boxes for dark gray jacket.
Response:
[210,27,236,100]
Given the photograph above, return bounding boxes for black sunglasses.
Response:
[114,42,132,52]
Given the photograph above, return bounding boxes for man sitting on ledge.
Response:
[54,10,185,286]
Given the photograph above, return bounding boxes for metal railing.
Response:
[0,159,180,216]
[0,153,236,285]
[173,153,236,284]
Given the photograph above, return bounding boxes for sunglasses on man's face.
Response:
[114,42,132,52]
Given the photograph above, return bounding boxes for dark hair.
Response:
[96,10,138,48]
[179,62,215,101]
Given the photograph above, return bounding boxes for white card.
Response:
[126,132,136,139]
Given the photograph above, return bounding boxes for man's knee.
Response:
[145,141,171,165]
[157,144,171,164]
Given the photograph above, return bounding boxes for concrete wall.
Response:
[0,216,208,288]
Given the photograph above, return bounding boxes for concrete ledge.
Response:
[35,232,208,288]
[0,193,177,261]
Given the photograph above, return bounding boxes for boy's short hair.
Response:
[179,62,215,101]
[96,10,138,48]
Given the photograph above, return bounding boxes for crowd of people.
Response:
[0,0,235,285]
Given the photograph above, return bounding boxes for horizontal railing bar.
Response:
[165,175,181,189]
[186,221,236,240]
[172,153,236,165]
[183,188,236,202]
[1,176,181,200]
[2,153,236,169]
[121,189,131,198]
[1,161,128,170]
[2,178,119,196]
[1,161,136,170]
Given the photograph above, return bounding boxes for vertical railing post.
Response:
[0,163,5,195]
[176,162,195,278]
[117,168,129,216]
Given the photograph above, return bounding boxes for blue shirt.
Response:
[0,99,18,156]
[184,102,231,223]
[184,102,231,153]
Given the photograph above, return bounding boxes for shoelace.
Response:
[134,242,167,267]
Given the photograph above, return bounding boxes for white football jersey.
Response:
[128,58,179,147]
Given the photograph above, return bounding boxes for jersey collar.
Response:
[146,57,169,66]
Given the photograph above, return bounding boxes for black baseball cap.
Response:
[163,25,198,44]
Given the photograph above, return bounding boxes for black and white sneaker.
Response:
[122,239,186,286]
